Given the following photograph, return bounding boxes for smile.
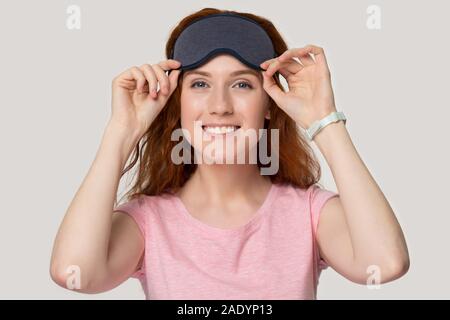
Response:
[201,125,242,137]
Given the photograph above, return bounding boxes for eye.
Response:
[190,81,253,89]
[191,81,208,88]
[235,81,253,89]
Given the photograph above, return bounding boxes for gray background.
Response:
[0,0,448,299]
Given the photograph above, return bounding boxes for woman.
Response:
[50,7,409,299]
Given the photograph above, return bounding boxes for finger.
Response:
[138,64,153,94]
[260,62,293,81]
[278,57,303,74]
[130,66,147,94]
[112,72,135,90]
[265,58,303,78]
[158,59,182,72]
[261,57,303,76]
[260,58,277,70]
[279,45,327,66]
[262,70,284,104]
[279,49,314,67]
[277,46,314,66]
[277,46,311,60]
[113,68,147,91]
[306,44,328,66]
[277,67,293,81]
[168,69,181,95]
[151,64,170,96]
[298,52,315,66]
[139,64,158,98]
[265,59,282,77]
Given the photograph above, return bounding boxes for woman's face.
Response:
[180,54,271,164]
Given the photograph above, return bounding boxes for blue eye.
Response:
[190,81,253,89]
[191,81,208,88]
[236,82,253,89]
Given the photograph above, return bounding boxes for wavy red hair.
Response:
[116,7,324,206]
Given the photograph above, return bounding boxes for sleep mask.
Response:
[169,12,276,72]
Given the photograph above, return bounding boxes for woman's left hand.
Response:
[261,45,337,130]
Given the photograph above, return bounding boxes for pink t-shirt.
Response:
[114,182,339,300]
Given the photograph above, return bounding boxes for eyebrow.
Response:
[184,69,260,78]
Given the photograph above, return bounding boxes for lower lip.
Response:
[202,126,242,138]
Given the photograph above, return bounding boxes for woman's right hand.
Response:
[110,59,181,137]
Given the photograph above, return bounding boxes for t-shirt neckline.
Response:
[172,182,279,236]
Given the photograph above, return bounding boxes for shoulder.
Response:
[276,182,337,205]
[114,191,175,212]
[276,183,339,226]
[113,192,181,223]
[113,192,175,230]
[307,184,339,210]
[114,194,152,216]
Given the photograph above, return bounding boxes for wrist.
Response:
[312,120,349,160]
[103,121,141,163]
[304,111,347,141]
[105,120,141,141]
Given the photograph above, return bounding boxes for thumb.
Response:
[262,71,284,105]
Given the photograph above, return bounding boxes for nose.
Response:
[207,87,234,115]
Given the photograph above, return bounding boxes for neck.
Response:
[187,163,271,205]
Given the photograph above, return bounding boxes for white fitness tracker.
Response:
[305,111,347,141]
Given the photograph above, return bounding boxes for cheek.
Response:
[180,89,206,112]
[234,89,268,120]
[180,95,203,148]
[237,99,268,127]
[180,92,197,128]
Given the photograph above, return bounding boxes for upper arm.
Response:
[109,211,145,278]
[317,196,410,285]
[316,196,362,282]
[87,211,145,293]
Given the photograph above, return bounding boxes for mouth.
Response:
[201,125,242,136]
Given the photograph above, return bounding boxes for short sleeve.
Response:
[309,184,339,271]
[113,195,148,279]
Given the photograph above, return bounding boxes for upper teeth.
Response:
[203,126,239,134]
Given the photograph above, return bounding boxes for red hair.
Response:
[116,7,323,206]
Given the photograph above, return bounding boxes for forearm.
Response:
[50,121,140,287]
[312,121,409,270]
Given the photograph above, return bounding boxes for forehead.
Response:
[183,53,261,79]
[183,68,261,78]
